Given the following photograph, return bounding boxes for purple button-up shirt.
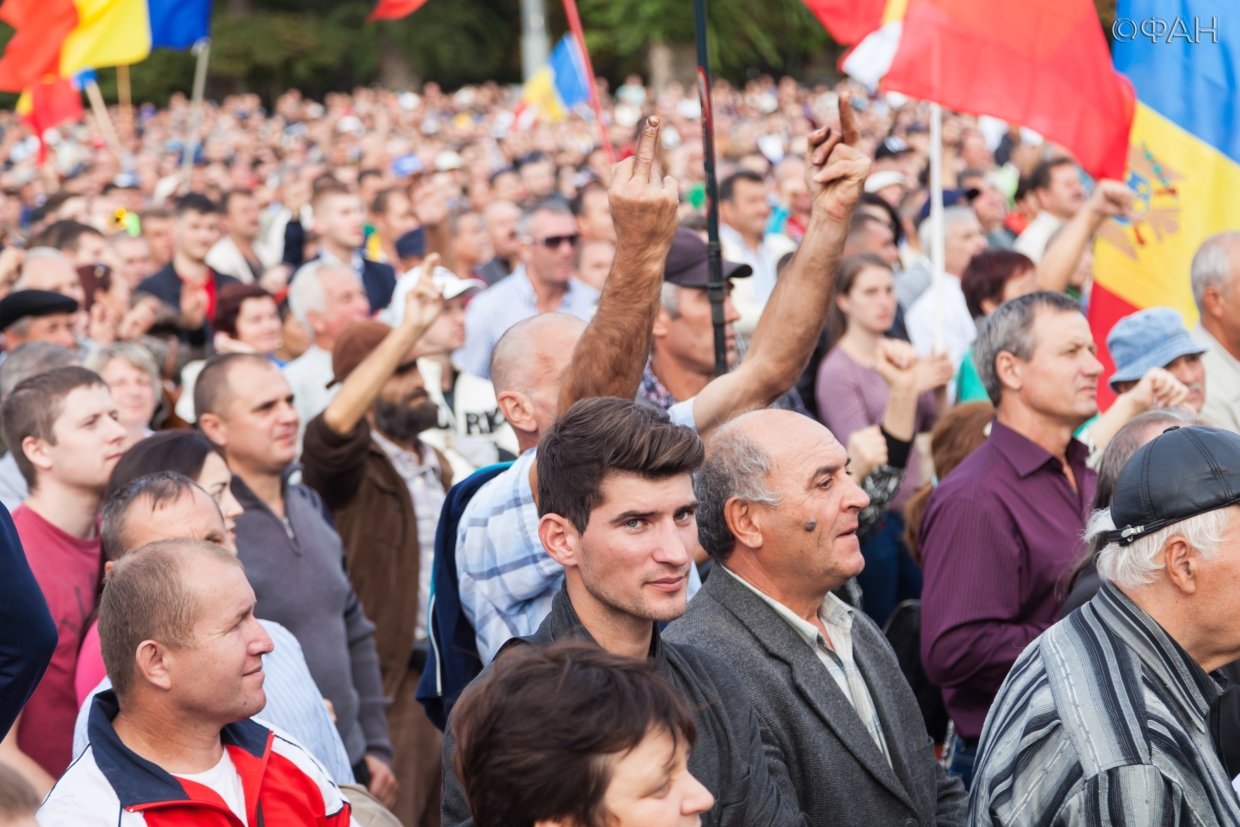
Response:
[918,419,1095,740]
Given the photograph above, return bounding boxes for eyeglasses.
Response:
[533,233,579,249]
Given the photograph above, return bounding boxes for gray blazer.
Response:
[666,567,966,827]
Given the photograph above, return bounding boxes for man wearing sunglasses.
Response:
[458,200,599,379]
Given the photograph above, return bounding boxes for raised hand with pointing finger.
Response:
[806,93,872,224]
[608,116,680,263]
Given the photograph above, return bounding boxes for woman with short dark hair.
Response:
[452,641,714,827]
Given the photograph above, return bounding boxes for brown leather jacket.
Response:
[301,413,452,700]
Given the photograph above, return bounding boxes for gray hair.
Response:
[287,259,351,333]
[0,343,80,401]
[694,424,781,561]
[14,247,72,290]
[917,205,976,254]
[1088,506,1227,590]
[85,341,161,393]
[1190,232,1240,313]
[660,283,681,318]
[973,290,1081,405]
[517,200,573,240]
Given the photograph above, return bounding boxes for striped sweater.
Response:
[968,583,1240,826]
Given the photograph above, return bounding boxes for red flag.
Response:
[880,0,1134,180]
[0,0,79,92]
[21,76,84,164]
[801,0,886,46]
[367,0,428,22]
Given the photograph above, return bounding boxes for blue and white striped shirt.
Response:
[457,266,598,379]
[72,620,355,784]
[968,583,1240,826]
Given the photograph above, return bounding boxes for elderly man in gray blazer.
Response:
[666,409,966,826]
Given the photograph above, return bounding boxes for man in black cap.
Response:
[969,425,1240,826]
[0,290,79,351]
[639,228,753,410]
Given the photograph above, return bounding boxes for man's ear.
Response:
[497,390,536,435]
[1204,285,1227,322]
[652,307,673,339]
[993,351,1022,396]
[134,639,174,692]
[20,435,52,476]
[197,412,227,449]
[723,497,764,552]
[539,513,581,570]
[1160,536,1200,595]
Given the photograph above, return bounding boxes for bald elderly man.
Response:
[666,409,966,826]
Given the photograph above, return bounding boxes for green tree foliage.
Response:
[579,0,837,80]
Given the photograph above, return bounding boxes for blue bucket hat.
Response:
[1106,306,1205,390]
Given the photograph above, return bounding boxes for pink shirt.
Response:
[14,505,101,777]
[74,621,104,707]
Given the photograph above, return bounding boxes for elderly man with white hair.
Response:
[968,425,1240,826]
[904,206,988,369]
[281,259,371,439]
[1190,231,1240,434]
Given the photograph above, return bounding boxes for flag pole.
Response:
[83,79,123,160]
[117,64,132,144]
[928,100,945,355]
[560,0,615,164]
[181,39,211,194]
[693,0,728,378]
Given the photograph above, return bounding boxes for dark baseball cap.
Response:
[664,228,752,289]
[1105,426,1240,546]
[0,290,79,332]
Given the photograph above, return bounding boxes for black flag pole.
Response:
[692,0,728,378]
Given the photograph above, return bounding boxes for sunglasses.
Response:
[533,233,579,249]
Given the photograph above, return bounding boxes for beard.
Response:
[373,392,442,445]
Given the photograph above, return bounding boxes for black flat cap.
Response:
[1105,425,1240,546]
[664,228,752,289]
[0,290,79,332]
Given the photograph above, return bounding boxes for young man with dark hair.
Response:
[0,366,126,788]
[444,397,807,827]
[206,189,273,284]
[719,169,797,336]
[137,193,239,347]
[312,181,397,313]
[1013,157,1084,262]
[196,351,397,807]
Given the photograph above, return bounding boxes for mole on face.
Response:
[803,519,817,532]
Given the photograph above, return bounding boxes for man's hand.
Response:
[1127,366,1189,411]
[363,753,398,808]
[806,93,871,223]
[847,424,888,481]
[1087,179,1136,223]
[180,284,208,330]
[402,252,445,332]
[608,116,679,258]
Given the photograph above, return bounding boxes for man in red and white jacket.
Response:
[39,538,354,826]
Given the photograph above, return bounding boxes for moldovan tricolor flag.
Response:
[1089,0,1240,399]
[514,34,590,127]
[836,0,1134,181]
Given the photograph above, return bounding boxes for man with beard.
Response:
[301,261,450,827]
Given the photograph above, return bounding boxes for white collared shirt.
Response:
[720,566,891,764]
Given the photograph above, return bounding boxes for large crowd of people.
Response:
[0,71,1238,827]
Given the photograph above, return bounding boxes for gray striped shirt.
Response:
[968,583,1240,826]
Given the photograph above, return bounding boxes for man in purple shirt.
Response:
[918,291,1100,790]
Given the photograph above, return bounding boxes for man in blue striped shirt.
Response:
[969,425,1240,826]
